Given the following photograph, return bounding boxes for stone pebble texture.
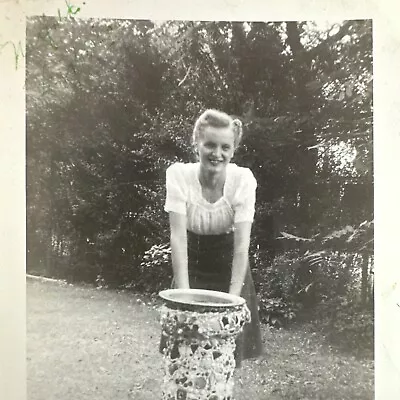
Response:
[160,304,251,400]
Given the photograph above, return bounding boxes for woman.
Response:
[160,109,263,366]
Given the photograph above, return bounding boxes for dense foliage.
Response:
[26,17,373,354]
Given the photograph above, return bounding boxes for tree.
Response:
[26,17,373,336]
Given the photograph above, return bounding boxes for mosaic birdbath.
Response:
[159,288,251,400]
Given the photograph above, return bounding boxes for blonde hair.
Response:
[192,109,243,149]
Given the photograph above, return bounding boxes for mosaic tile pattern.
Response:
[160,304,251,400]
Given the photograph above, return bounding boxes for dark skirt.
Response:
[159,231,264,367]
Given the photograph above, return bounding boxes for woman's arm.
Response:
[229,221,252,296]
[169,211,190,289]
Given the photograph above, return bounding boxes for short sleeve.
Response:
[233,168,257,223]
[164,163,187,215]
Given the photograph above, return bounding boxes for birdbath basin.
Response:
[159,288,246,310]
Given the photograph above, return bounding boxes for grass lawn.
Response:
[27,277,373,400]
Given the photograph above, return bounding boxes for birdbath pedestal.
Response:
[159,288,251,400]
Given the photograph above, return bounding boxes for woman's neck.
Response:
[198,165,226,189]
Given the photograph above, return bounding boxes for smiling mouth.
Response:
[209,160,223,165]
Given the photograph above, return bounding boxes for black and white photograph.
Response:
[23,13,376,400]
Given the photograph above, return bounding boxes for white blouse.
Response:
[164,162,257,235]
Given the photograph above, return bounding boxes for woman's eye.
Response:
[222,145,231,151]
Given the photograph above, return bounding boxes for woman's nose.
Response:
[212,147,222,157]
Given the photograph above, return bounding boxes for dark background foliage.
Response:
[26,17,373,355]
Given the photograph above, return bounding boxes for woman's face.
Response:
[196,125,235,173]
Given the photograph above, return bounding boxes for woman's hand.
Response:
[229,221,252,296]
[169,212,190,289]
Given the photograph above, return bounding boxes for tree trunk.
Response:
[361,255,369,307]
[45,154,55,277]
[285,22,319,236]
[230,22,249,115]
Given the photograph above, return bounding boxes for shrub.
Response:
[252,247,373,336]
[253,251,303,326]
[129,243,172,294]
[258,296,301,327]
